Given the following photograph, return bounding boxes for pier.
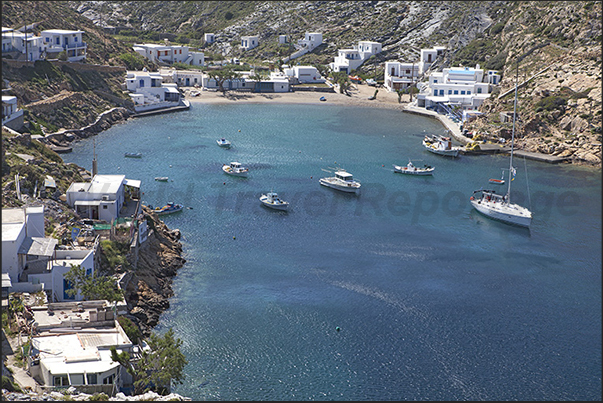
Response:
[402,105,569,164]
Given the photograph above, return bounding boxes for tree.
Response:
[111,328,187,395]
[332,72,351,95]
[249,72,263,92]
[396,89,404,103]
[207,67,240,92]
[63,264,124,302]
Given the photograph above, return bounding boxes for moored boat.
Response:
[470,64,532,228]
[217,138,231,148]
[422,135,461,157]
[259,192,289,211]
[319,170,361,194]
[222,161,249,177]
[393,160,434,176]
[124,152,142,158]
[155,177,169,182]
[154,202,183,215]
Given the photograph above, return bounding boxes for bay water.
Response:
[62,103,601,400]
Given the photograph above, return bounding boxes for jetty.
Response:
[402,104,569,164]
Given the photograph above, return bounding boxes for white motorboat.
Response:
[319,170,361,193]
[260,192,289,211]
[222,161,249,177]
[393,160,434,176]
[422,135,462,157]
[470,64,532,228]
[217,138,231,148]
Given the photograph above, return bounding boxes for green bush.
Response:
[118,53,147,71]
[2,376,22,393]
[535,96,567,112]
[117,316,141,345]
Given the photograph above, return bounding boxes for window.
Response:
[440,90,445,96]
[433,80,438,83]
[406,70,410,74]
[86,374,97,385]
[461,90,465,95]
[103,374,115,385]
[86,268,92,276]
[467,90,471,94]
[54,375,69,386]
[454,90,458,95]
[102,205,107,209]
[448,90,452,94]
[477,88,482,94]
[139,79,144,88]
[391,67,395,76]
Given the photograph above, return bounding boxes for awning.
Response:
[74,200,101,206]
[124,179,141,188]
[164,86,180,94]
[18,237,58,257]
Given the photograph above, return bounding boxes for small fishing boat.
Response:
[216,138,231,148]
[259,192,289,211]
[124,152,142,158]
[222,161,249,177]
[422,135,461,157]
[348,75,361,83]
[319,96,327,102]
[393,160,434,176]
[154,177,169,182]
[319,170,361,194]
[154,202,183,215]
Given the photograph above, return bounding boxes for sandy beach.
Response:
[184,82,410,111]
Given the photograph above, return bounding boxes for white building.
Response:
[1,27,44,61]
[329,40,382,74]
[241,35,259,51]
[419,46,446,75]
[383,61,421,92]
[283,66,325,84]
[28,301,134,394]
[204,33,215,44]
[2,95,24,131]
[415,65,497,112]
[278,35,287,44]
[158,67,204,88]
[2,207,57,292]
[132,43,204,66]
[125,70,183,112]
[66,174,141,222]
[40,29,87,62]
[298,32,322,50]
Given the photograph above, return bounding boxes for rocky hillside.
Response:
[68,0,602,166]
[2,1,601,166]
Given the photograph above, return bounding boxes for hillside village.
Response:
[1,0,601,400]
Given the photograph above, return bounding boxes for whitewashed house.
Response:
[158,67,204,88]
[2,207,57,292]
[133,43,204,66]
[298,32,322,50]
[66,174,141,222]
[2,95,24,131]
[1,27,44,61]
[283,66,325,84]
[415,65,496,113]
[125,70,184,112]
[28,301,135,394]
[383,61,421,92]
[419,46,446,75]
[329,40,382,74]
[204,33,215,44]
[28,249,95,302]
[241,35,259,51]
[40,29,87,62]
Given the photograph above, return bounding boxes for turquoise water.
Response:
[63,103,601,400]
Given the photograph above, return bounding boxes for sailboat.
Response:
[469,64,532,228]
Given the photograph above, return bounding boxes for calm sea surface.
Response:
[62,103,601,401]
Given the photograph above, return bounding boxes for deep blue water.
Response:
[62,103,601,401]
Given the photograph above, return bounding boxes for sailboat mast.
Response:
[507,62,519,202]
